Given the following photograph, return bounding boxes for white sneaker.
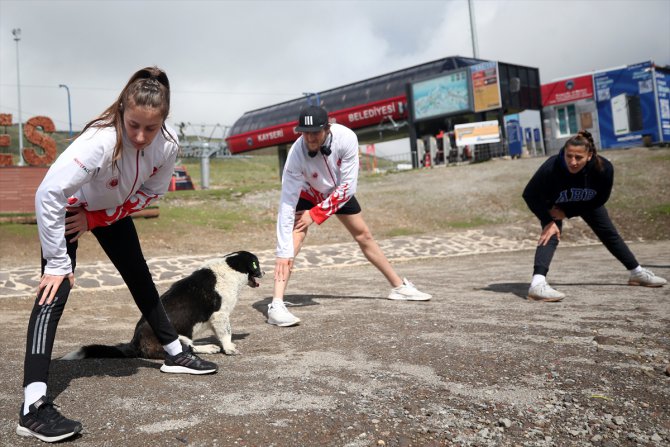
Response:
[267,301,301,327]
[628,268,667,287]
[388,278,432,301]
[527,282,565,302]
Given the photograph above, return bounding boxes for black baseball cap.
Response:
[295,106,329,132]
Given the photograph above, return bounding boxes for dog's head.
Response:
[224,251,263,288]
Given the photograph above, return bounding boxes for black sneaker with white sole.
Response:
[16,396,82,443]
[160,346,218,375]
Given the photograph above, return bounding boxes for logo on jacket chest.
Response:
[107,177,119,189]
[556,188,596,203]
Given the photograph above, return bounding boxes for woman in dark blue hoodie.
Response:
[522,130,666,301]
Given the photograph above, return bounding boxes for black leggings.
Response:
[533,206,639,276]
[23,216,178,386]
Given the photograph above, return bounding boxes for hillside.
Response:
[1,147,668,268]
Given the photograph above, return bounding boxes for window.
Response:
[556,104,578,136]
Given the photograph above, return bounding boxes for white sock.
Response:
[271,298,284,306]
[163,339,183,357]
[531,274,546,288]
[24,382,47,415]
[629,265,643,274]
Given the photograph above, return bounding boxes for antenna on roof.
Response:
[302,92,321,106]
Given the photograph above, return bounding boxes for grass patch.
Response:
[385,227,422,237]
[163,188,237,202]
[178,156,279,194]
[446,217,496,229]
[156,206,246,231]
[650,152,670,162]
[0,222,38,236]
[649,203,670,217]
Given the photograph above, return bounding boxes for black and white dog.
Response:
[62,251,263,360]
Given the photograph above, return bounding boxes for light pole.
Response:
[468,0,479,58]
[12,28,25,166]
[59,84,73,137]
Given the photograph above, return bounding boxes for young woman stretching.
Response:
[522,130,666,302]
[17,67,217,443]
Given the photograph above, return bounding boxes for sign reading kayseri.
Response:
[257,128,284,142]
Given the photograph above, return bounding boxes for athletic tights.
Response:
[23,216,178,386]
[533,206,639,276]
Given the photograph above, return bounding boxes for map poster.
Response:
[410,68,471,121]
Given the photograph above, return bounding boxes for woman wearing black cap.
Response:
[269,105,432,326]
[523,130,666,302]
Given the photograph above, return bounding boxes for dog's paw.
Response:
[193,344,222,354]
[223,343,239,355]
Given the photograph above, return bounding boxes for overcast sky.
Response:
[1,0,669,139]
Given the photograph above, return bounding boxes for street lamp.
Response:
[12,28,25,166]
[468,0,479,58]
[59,84,73,137]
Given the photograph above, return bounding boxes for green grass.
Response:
[178,156,280,194]
[649,151,670,162]
[650,203,670,217]
[446,217,497,229]
[0,221,37,236]
[385,228,422,237]
[156,206,246,231]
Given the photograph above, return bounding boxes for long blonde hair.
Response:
[80,66,175,167]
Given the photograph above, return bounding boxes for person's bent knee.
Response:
[353,230,374,245]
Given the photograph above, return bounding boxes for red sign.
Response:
[541,75,594,106]
[330,96,406,129]
[226,122,299,154]
[226,96,407,154]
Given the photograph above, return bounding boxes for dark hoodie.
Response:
[522,149,614,228]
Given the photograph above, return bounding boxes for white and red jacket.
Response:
[35,125,179,275]
[276,123,359,258]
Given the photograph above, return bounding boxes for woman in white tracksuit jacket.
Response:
[268,105,432,327]
[17,67,216,444]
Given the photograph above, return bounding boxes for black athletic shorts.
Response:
[296,195,362,215]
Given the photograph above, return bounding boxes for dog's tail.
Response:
[61,343,139,360]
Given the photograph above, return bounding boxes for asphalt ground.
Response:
[0,238,668,446]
